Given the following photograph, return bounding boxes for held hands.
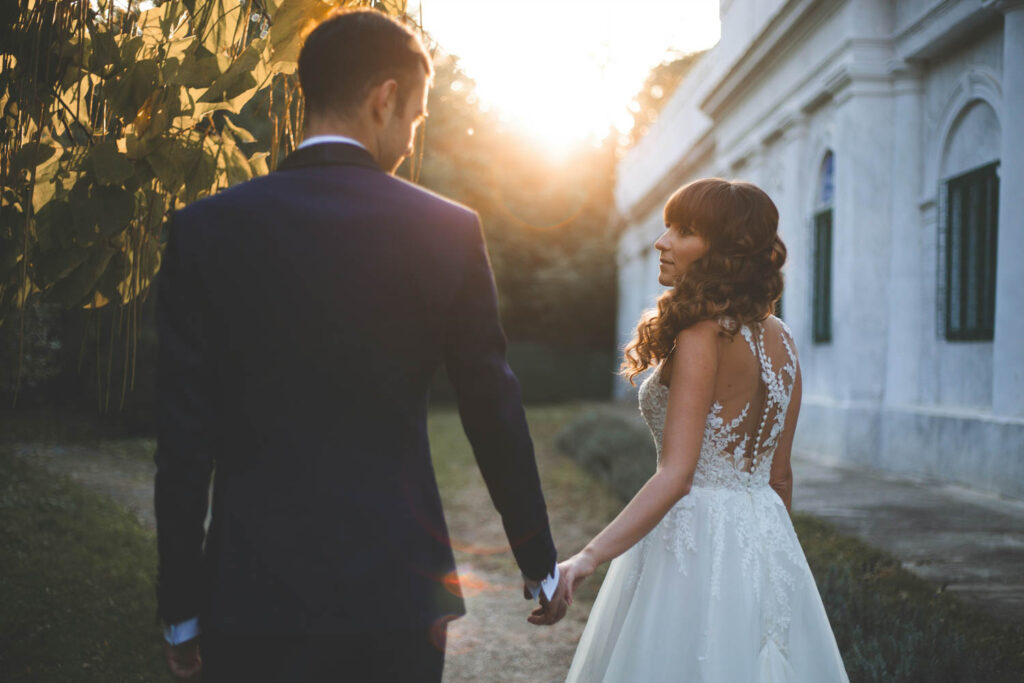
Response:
[163,638,201,679]
[557,550,597,607]
[524,571,570,626]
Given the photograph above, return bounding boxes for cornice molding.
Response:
[982,0,1024,13]
[700,0,838,120]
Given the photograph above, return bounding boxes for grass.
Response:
[428,402,622,597]
[3,404,1023,682]
[0,447,170,682]
[794,513,1024,682]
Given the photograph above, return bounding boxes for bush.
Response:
[432,343,617,404]
[555,408,655,499]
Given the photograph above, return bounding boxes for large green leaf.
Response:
[43,244,117,308]
[34,200,74,251]
[177,43,224,88]
[136,87,181,143]
[157,0,189,38]
[88,30,121,75]
[88,140,135,186]
[107,60,161,119]
[93,252,123,304]
[11,142,57,175]
[146,139,187,194]
[69,179,135,244]
[199,39,264,104]
[220,134,253,186]
[0,238,22,273]
[222,115,256,143]
[199,0,236,55]
[268,0,335,70]
[184,141,218,198]
[121,36,145,66]
[0,203,24,255]
[248,151,270,177]
[32,243,91,286]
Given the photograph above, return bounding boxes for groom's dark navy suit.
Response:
[155,142,556,649]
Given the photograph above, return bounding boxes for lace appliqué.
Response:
[637,319,803,654]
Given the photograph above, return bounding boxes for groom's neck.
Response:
[302,116,375,153]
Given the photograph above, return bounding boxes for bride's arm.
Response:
[769,365,802,513]
[560,321,720,601]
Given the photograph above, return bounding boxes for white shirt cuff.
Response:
[526,564,560,603]
[163,617,200,645]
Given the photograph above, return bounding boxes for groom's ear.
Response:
[369,79,400,125]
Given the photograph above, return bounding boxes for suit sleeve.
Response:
[443,213,557,581]
[154,212,216,624]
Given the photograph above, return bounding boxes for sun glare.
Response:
[411,0,720,157]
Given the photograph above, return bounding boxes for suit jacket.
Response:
[155,142,557,635]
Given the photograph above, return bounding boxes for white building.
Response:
[615,0,1024,498]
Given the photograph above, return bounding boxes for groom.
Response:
[155,8,567,681]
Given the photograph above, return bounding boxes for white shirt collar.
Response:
[298,135,367,151]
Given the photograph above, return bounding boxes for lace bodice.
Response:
[638,317,798,491]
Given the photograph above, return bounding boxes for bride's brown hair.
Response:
[621,178,786,384]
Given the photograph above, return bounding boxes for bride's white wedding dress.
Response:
[565,318,848,682]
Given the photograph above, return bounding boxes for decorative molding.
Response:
[895,0,965,43]
[922,67,1003,198]
[701,0,839,119]
[981,0,1024,14]
[897,0,1003,61]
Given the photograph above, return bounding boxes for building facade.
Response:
[615,0,1024,498]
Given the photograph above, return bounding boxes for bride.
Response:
[559,178,848,681]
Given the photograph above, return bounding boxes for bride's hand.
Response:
[559,551,597,606]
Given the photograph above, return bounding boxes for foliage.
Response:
[1,2,625,412]
[626,51,702,146]
[555,407,654,500]
[0,0,409,404]
[794,513,1024,682]
[414,53,621,351]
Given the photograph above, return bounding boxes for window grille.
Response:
[945,162,999,341]
[812,208,832,343]
[812,151,834,344]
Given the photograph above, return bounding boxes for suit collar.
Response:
[276,142,382,173]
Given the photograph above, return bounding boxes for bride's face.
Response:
[655,222,708,286]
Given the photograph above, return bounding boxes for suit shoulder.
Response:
[384,174,478,226]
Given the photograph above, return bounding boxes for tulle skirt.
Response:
[565,485,848,682]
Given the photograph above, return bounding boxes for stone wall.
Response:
[614,0,1024,499]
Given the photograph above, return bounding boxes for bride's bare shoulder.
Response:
[671,321,724,368]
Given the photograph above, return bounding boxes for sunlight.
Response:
[411,0,720,156]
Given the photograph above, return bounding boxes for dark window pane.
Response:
[944,162,999,340]
[819,152,835,207]
[948,184,962,335]
[813,209,832,343]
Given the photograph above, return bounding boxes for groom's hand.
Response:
[527,570,569,626]
[164,638,202,679]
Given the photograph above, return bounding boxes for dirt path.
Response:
[13,407,622,683]
[13,441,159,532]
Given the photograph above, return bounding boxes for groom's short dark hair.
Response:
[298,8,432,120]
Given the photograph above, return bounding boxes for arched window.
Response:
[811,151,834,343]
[941,101,1000,341]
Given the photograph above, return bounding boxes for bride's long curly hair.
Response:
[621,178,786,384]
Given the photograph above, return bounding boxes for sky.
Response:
[408,0,721,155]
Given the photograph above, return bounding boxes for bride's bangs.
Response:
[663,178,733,241]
